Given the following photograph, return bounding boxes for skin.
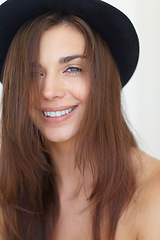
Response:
[29,24,160,240]
[115,151,160,240]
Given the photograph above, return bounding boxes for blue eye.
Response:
[66,67,82,74]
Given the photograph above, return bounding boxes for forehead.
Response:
[39,23,86,60]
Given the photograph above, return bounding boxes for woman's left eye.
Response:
[65,67,82,74]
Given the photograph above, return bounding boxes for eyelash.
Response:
[31,66,82,79]
[31,71,45,79]
[65,66,82,74]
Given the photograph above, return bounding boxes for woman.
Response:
[0,0,160,240]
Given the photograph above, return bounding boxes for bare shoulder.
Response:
[134,150,160,240]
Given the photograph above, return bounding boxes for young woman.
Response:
[0,0,160,240]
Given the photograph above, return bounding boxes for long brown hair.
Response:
[0,13,137,240]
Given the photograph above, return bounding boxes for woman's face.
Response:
[30,23,89,144]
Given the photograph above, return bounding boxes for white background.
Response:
[0,0,160,159]
[106,0,160,159]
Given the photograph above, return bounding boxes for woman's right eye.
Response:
[31,71,45,79]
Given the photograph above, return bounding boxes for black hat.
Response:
[0,0,139,86]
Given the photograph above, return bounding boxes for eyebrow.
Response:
[59,55,86,64]
[31,55,86,69]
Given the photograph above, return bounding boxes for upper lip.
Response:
[41,105,78,112]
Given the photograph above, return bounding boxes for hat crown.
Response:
[0,0,139,85]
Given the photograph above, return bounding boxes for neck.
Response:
[48,140,83,199]
[48,139,93,200]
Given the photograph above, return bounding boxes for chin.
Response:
[42,128,77,144]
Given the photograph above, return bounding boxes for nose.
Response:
[41,72,65,100]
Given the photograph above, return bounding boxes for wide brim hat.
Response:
[0,0,139,86]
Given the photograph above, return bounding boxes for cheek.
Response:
[70,80,89,102]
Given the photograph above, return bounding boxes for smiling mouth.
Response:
[43,106,77,118]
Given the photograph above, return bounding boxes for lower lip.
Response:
[41,106,78,124]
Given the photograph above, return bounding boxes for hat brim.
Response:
[0,0,139,86]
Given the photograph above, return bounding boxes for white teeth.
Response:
[43,106,76,118]
[51,112,55,117]
[56,111,60,117]
[61,110,65,116]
